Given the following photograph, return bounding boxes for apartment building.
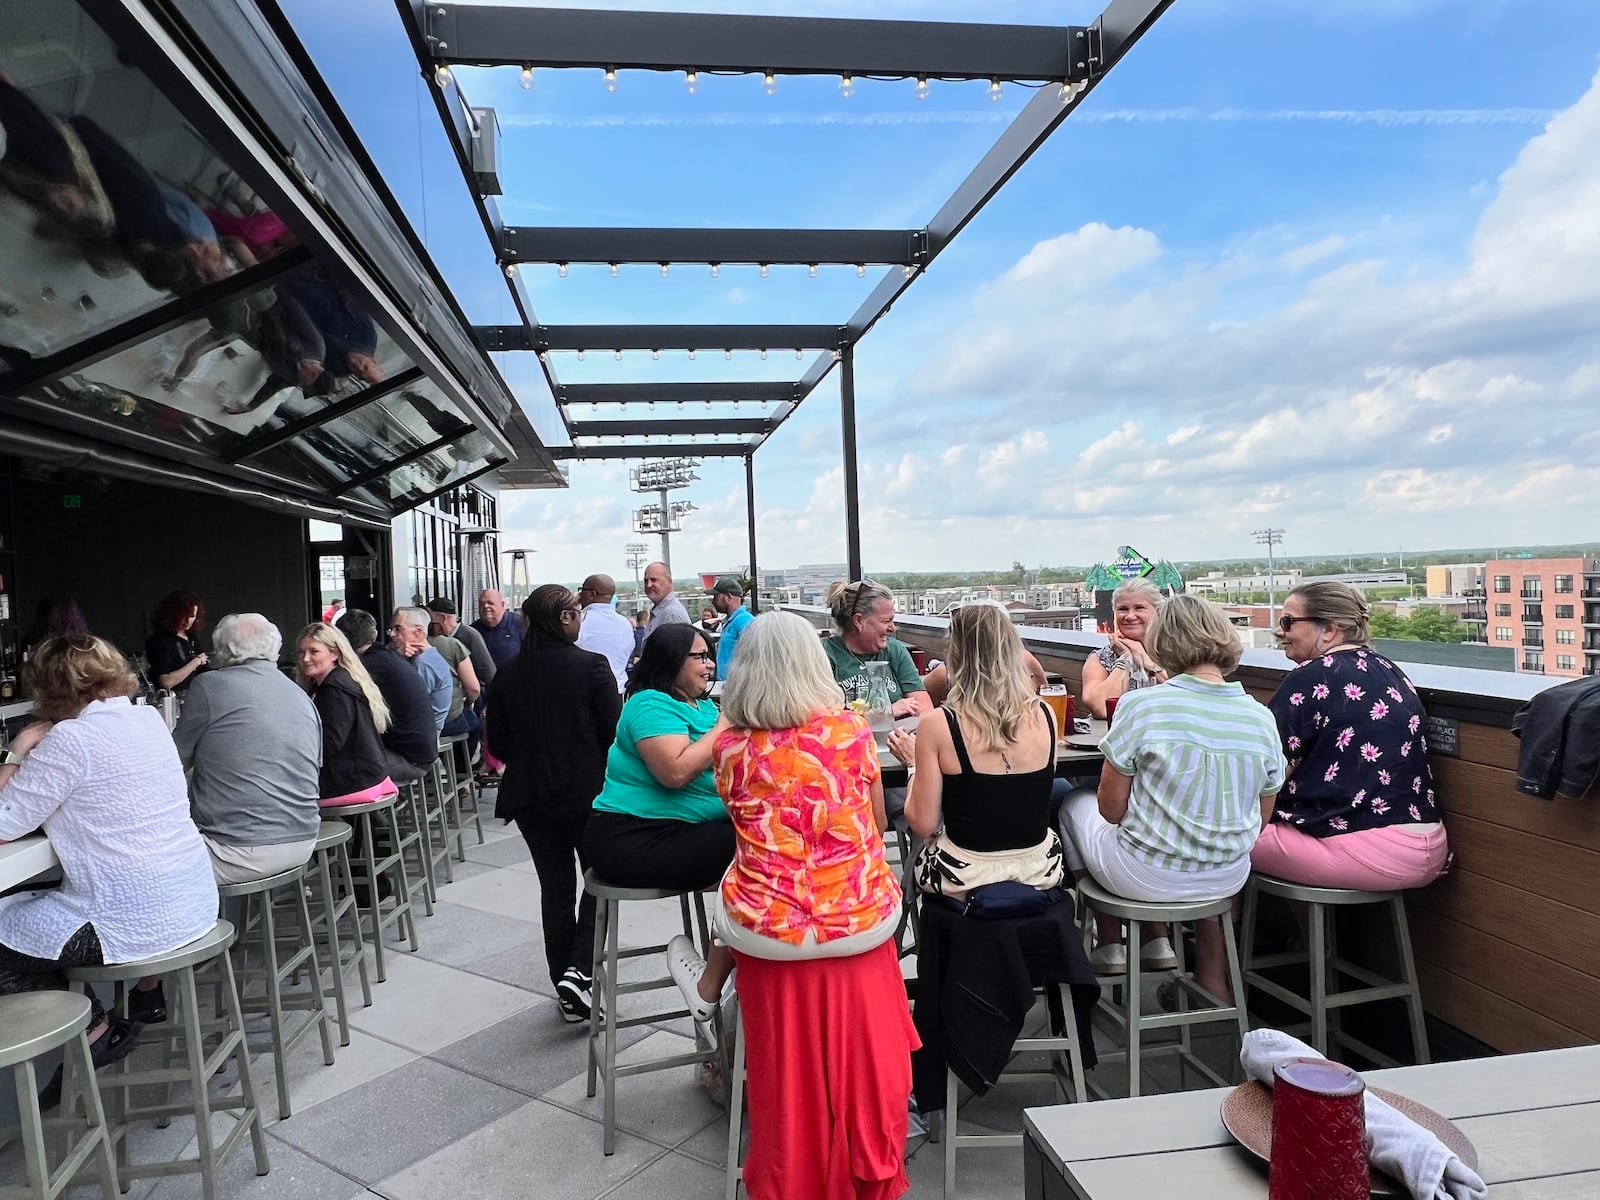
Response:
[1483,557,1600,678]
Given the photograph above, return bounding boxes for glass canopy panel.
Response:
[368,436,501,508]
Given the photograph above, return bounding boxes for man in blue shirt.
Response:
[389,606,451,732]
[471,588,523,669]
[711,579,754,679]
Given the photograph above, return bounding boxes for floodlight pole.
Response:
[840,346,863,582]
[745,454,760,614]
[658,483,673,576]
[1253,528,1286,628]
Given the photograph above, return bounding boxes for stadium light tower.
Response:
[630,459,699,575]
[1253,528,1286,628]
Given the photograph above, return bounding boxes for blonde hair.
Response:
[1287,582,1371,644]
[825,579,893,633]
[26,634,138,722]
[295,622,391,734]
[1145,594,1242,676]
[721,612,846,730]
[945,604,1037,751]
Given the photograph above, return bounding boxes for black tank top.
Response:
[939,702,1055,853]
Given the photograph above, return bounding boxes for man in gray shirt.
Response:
[172,612,322,885]
[642,561,690,641]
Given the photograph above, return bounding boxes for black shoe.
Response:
[555,967,592,1023]
[127,982,167,1024]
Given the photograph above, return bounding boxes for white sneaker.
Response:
[666,934,718,1023]
[1140,936,1178,971]
[1089,942,1127,976]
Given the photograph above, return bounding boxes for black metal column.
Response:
[744,453,759,614]
[839,347,863,581]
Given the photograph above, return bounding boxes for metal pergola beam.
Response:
[556,382,801,406]
[500,228,923,268]
[423,6,1090,81]
[552,443,752,460]
[568,418,775,438]
[502,325,844,353]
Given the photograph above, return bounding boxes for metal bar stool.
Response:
[65,921,270,1200]
[581,870,728,1156]
[0,992,119,1200]
[1239,873,1430,1066]
[422,753,462,876]
[394,779,439,911]
[304,820,373,1046]
[1075,877,1248,1098]
[442,731,485,846]
[334,792,419,982]
[217,863,336,1119]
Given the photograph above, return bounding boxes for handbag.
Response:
[939,881,1065,920]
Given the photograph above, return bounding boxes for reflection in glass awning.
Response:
[0,0,536,521]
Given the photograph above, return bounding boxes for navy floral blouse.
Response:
[1267,647,1439,838]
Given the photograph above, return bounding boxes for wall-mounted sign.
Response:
[1424,715,1460,759]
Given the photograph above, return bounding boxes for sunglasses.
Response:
[849,580,881,620]
[687,651,715,662]
[1277,615,1319,632]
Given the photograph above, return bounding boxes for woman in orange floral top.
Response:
[669,612,918,1200]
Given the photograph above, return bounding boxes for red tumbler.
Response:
[1267,1058,1369,1200]
[909,648,930,675]
[1103,695,1119,726]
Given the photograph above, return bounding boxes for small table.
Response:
[878,718,1109,784]
[0,835,60,892]
[1023,1044,1600,1199]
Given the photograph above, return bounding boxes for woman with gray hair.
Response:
[666,611,916,1200]
[1081,578,1169,721]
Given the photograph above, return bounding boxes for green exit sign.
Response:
[63,495,82,509]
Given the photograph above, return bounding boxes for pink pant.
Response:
[1251,823,1448,892]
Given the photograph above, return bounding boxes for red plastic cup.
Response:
[1063,694,1076,724]
[1103,695,1118,726]
[909,648,930,674]
[1267,1058,1369,1200]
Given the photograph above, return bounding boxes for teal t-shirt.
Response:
[823,636,925,707]
[592,689,725,824]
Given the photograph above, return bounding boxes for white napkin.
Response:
[1240,1030,1488,1200]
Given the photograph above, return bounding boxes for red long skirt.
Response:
[732,939,920,1200]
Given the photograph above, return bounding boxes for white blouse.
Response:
[0,698,218,961]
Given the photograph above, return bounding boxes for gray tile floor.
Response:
[2,801,1243,1200]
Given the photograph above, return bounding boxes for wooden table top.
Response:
[878,717,1109,778]
[1024,1044,1600,1199]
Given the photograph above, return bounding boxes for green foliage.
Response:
[1369,608,1467,643]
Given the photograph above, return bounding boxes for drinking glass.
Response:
[1040,684,1070,735]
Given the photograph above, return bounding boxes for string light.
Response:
[761,71,778,96]
[839,74,855,99]
[603,68,618,93]
[856,263,866,278]
[650,349,660,361]
[987,78,1003,102]
[433,64,454,88]
[576,349,586,362]
[614,349,623,361]
[709,263,721,279]
[659,262,670,278]
[648,400,656,411]
[724,349,733,361]
[1058,79,1087,103]
[687,348,696,361]
[503,263,516,279]
[795,348,804,360]
[677,400,685,410]
[914,76,930,101]
[758,263,770,279]
[684,70,699,94]
[520,66,535,90]
[759,348,767,361]
[808,264,818,278]
[903,264,915,279]
[608,262,619,278]
[556,262,569,278]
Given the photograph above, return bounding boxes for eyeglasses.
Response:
[1277,616,1319,632]
[687,651,715,662]
[560,607,582,618]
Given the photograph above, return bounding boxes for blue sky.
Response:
[281,0,1600,585]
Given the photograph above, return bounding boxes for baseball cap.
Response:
[711,579,744,598]
[425,597,457,615]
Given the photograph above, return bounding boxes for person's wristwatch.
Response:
[0,750,26,767]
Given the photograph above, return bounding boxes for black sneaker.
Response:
[555,967,592,1023]
[127,982,167,1025]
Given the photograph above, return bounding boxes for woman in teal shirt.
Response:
[583,624,732,890]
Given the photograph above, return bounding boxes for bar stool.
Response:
[425,751,464,872]
[305,820,373,1045]
[218,863,336,1119]
[395,778,441,909]
[1239,873,1430,1066]
[0,992,119,1200]
[65,921,270,1200]
[1075,878,1248,1098]
[442,732,485,846]
[582,871,729,1155]
[335,792,419,982]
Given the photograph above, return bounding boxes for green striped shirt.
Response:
[1101,675,1285,872]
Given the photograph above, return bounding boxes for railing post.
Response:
[745,453,759,614]
[840,346,863,581]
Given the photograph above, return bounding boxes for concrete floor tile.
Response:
[457,942,559,997]
[431,1009,650,1097]
[374,1099,661,1200]
[595,1149,727,1200]
[267,1058,526,1185]
[462,836,537,870]
[345,953,534,1053]
[541,1030,725,1150]
[409,899,542,970]
[144,1127,362,1200]
[429,867,543,922]
[225,1028,421,1127]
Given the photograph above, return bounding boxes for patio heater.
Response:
[504,547,537,608]
[630,459,699,575]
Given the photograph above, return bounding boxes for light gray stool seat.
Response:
[582,870,730,1156]
[218,862,336,1118]
[0,992,119,1200]
[1075,877,1248,1099]
[65,920,269,1200]
[332,792,419,981]
[1239,873,1429,1066]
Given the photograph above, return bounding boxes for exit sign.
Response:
[63,495,82,509]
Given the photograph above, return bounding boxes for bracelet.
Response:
[0,750,26,767]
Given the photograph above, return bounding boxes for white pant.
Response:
[202,835,317,886]
[1057,788,1247,904]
